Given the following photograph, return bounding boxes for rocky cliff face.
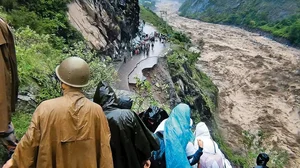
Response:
[179,0,299,22]
[68,0,139,56]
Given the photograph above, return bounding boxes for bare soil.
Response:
[130,58,171,107]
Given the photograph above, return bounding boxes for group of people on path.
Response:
[130,31,167,58]
[1,18,270,168]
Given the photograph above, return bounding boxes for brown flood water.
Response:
[156,1,300,166]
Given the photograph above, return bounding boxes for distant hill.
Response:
[139,0,156,10]
[179,0,300,45]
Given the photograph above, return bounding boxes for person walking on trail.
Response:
[93,82,160,168]
[153,103,204,168]
[193,122,232,168]
[0,18,19,160]
[2,57,113,168]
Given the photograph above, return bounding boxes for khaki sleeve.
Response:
[11,104,42,168]
[99,107,113,168]
[0,49,9,132]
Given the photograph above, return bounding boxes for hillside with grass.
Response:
[0,0,129,163]
[179,0,300,45]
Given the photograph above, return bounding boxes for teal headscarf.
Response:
[164,103,194,168]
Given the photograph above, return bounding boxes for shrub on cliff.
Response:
[140,6,191,44]
[1,0,82,46]
[15,27,117,103]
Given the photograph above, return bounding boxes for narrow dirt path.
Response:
[156,1,300,166]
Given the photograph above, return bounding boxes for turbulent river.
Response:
[156,1,300,166]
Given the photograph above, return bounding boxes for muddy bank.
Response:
[156,1,300,166]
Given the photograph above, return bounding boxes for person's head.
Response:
[170,103,191,130]
[164,103,194,167]
[195,122,211,139]
[93,81,117,110]
[55,57,90,91]
[256,153,269,166]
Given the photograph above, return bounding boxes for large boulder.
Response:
[68,0,140,55]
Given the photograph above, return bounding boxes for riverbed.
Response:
[156,1,300,166]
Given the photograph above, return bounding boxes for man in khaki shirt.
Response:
[3,57,113,168]
[0,17,18,159]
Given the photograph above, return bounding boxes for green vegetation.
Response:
[179,0,300,45]
[241,130,289,168]
[167,47,218,125]
[132,77,158,112]
[140,6,191,44]
[139,0,156,10]
[0,0,82,46]
[214,129,289,167]
[0,1,118,164]
[14,27,117,105]
[132,77,171,113]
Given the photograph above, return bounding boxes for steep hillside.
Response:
[0,0,139,163]
[179,0,300,45]
[68,0,139,54]
[139,0,156,10]
[158,1,299,166]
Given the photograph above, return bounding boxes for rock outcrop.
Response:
[68,0,139,57]
[166,47,218,129]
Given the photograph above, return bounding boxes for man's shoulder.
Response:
[41,97,101,110]
[84,99,104,113]
[39,97,64,106]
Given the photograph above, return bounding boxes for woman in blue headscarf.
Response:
[163,103,203,168]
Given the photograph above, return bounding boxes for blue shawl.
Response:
[164,103,194,168]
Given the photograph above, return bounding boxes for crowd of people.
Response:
[0,18,271,168]
[130,31,168,57]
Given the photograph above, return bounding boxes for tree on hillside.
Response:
[288,20,300,45]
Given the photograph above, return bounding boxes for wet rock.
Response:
[155,82,160,88]
[114,89,136,98]
[188,46,201,54]
[17,94,37,113]
[297,131,300,144]
[294,70,300,76]
[68,0,139,56]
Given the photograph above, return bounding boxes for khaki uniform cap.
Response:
[55,57,90,87]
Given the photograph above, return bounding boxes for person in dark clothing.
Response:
[93,82,160,168]
[254,153,269,168]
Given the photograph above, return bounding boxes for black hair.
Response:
[256,153,269,166]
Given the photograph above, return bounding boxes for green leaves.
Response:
[15,27,117,103]
[288,19,300,44]
[132,77,155,112]
[2,0,82,46]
